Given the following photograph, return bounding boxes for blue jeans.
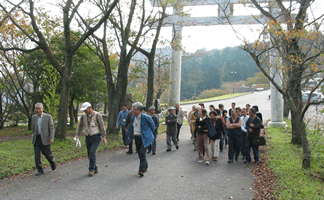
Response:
[135,135,148,171]
[245,137,260,162]
[228,136,241,161]
[86,134,101,171]
[148,130,157,153]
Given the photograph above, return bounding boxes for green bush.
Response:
[198,89,229,99]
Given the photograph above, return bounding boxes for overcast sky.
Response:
[154,0,324,53]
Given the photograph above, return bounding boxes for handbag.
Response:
[253,136,266,146]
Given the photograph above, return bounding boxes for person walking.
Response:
[209,111,224,161]
[129,102,155,176]
[125,108,134,154]
[196,108,210,165]
[218,104,224,116]
[116,104,129,147]
[252,105,263,123]
[165,107,179,151]
[216,109,226,152]
[175,103,184,141]
[240,108,249,159]
[32,103,56,176]
[191,105,200,151]
[229,102,236,117]
[188,105,195,139]
[226,110,242,163]
[244,108,264,164]
[147,106,159,155]
[223,110,228,148]
[75,102,108,176]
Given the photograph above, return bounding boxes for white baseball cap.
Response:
[80,102,91,111]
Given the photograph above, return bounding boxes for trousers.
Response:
[197,133,210,161]
[228,136,241,161]
[135,136,148,171]
[86,134,101,171]
[166,133,178,149]
[34,135,55,172]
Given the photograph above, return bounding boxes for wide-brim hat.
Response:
[149,106,156,111]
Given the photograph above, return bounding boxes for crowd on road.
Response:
[30,100,264,178]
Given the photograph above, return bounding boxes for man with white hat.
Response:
[147,106,159,155]
[75,102,108,176]
[165,106,179,151]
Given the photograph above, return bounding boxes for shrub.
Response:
[198,89,229,99]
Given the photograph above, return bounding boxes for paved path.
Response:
[0,125,256,200]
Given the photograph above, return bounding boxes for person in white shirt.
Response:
[240,108,249,159]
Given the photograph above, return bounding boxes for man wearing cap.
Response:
[128,102,155,177]
[116,104,129,147]
[147,106,159,155]
[165,106,179,151]
[75,102,108,176]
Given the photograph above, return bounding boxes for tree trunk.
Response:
[74,104,78,123]
[55,59,72,139]
[69,97,74,128]
[104,101,107,114]
[283,98,290,118]
[146,54,155,109]
[27,117,32,130]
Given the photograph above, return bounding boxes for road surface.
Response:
[0,91,273,200]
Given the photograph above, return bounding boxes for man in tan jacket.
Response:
[32,103,56,176]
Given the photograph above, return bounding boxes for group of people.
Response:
[30,100,264,178]
[188,102,264,165]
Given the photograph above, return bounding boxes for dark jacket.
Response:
[151,114,159,134]
[246,116,264,138]
[209,118,224,140]
[165,114,177,135]
[195,116,210,135]
[256,112,263,123]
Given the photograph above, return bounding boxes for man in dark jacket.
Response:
[165,106,179,151]
[147,106,159,155]
[244,108,264,164]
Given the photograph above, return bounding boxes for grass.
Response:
[180,92,247,104]
[0,126,32,137]
[266,119,324,200]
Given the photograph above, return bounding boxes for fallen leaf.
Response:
[242,188,244,190]
[181,176,183,177]
[105,165,108,167]
[229,197,233,199]
[0,184,2,186]
[228,179,230,180]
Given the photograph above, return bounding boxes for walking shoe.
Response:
[35,171,44,176]
[213,157,218,161]
[193,148,198,151]
[176,145,179,150]
[166,149,171,151]
[152,152,156,155]
[126,151,133,154]
[51,161,56,171]
[89,171,95,176]
[206,161,210,165]
[235,154,239,162]
[138,170,144,177]
[228,160,234,163]
[94,169,99,174]
[147,150,151,154]
[244,161,252,164]
[198,160,203,163]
